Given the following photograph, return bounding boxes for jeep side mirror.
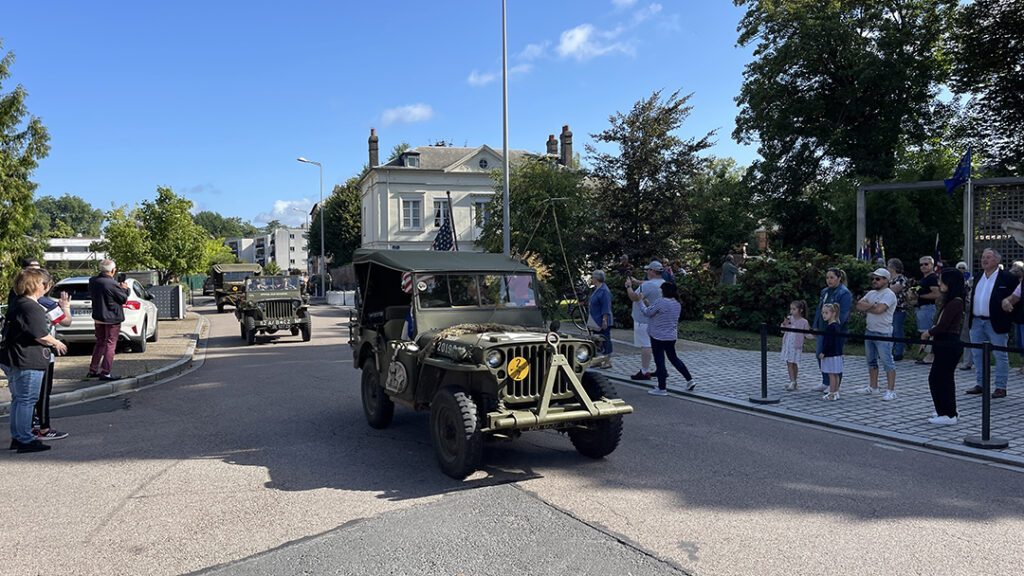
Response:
[549,320,560,333]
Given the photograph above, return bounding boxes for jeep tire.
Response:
[360,360,394,429]
[430,387,483,479]
[245,316,256,346]
[300,321,311,342]
[568,372,624,459]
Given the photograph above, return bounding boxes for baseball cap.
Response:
[644,260,664,272]
[871,267,891,280]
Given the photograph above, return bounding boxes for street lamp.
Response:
[297,157,326,298]
[290,206,311,276]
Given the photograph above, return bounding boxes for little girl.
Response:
[780,300,810,391]
[818,303,844,401]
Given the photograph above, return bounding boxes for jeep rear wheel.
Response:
[240,320,247,339]
[568,372,623,459]
[430,387,483,479]
[361,360,394,429]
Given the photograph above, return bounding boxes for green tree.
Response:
[193,211,260,238]
[586,89,714,263]
[0,42,50,295]
[949,0,1024,174]
[263,261,281,275]
[140,187,208,284]
[308,177,362,266]
[479,158,593,289]
[98,205,154,272]
[30,194,104,237]
[260,219,282,235]
[203,237,238,267]
[689,158,758,261]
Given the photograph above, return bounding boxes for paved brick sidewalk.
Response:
[595,346,1024,466]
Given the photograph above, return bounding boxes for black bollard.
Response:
[750,323,781,404]
[964,341,1009,449]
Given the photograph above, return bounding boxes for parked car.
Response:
[49,276,160,352]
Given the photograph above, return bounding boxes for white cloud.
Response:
[467,70,497,86]
[632,3,662,25]
[509,63,533,76]
[612,0,638,8]
[381,103,434,127]
[517,42,548,61]
[256,199,313,228]
[556,24,633,61]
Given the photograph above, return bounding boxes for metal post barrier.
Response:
[964,341,1009,449]
[750,323,780,404]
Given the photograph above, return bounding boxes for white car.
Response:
[49,276,159,353]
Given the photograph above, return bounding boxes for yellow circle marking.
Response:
[508,357,530,381]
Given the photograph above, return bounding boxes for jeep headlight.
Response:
[485,349,504,369]
[575,346,591,363]
[257,302,266,310]
[292,301,299,309]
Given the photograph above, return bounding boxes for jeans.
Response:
[864,330,896,373]
[916,305,936,335]
[650,337,692,390]
[596,326,612,355]
[1015,323,1024,360]
[970,318,1009,390]
[2,364,45,444]
[892,310,906,358]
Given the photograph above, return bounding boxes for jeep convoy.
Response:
[350,249,633,479]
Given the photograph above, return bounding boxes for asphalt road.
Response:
[3,300,1023,576]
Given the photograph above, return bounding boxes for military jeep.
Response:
[350,249,633,479]
[235,275,311,345]
[211,263,263,313]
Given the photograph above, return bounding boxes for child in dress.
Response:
[781,300,811,391]
[818,303,844,401]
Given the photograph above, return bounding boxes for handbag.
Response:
[586,314,602,331]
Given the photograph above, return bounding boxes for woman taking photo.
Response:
[921,268,966,425]
[1,268,68,453]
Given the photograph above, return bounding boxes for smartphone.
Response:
[117,273,127,283]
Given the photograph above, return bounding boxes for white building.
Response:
[43,236,107,271]
[225,226,309,272]
[358,126,574,251]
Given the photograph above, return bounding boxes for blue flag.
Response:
[944,147,971,195]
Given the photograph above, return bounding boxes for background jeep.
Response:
[211,263,262,313]
[350,249,632,479]
[235,275,311,345]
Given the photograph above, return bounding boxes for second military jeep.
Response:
[235,275,311,345]
[211,262,263,313]
[350,249,633,479]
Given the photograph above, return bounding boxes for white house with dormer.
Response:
[357,126,574,251]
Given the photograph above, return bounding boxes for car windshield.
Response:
[223,272,254,282]
[417,273,537,309]
[245,277,299,291]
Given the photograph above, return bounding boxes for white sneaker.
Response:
[882,391,897,401]
[820,391,840,401]
[648,388,669,396]
[928,414,958,425]
[686,379,697,391]
[854,386,878,395]
[812,383,828,392]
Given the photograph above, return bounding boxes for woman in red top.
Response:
[921,268,966,425]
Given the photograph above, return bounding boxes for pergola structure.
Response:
[857,177,1024,270]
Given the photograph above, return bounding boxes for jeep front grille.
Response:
[503,343,579,404]
[263,301,295,320]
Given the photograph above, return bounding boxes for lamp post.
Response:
[297,157,326,298]
[290,206,311,276]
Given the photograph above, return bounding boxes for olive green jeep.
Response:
[350,249,632,479]
[235,275,311,345]
[211,262,263,313]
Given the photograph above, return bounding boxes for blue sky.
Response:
[3,0,756,229]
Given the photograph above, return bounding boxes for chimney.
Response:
[368,128,379,167]
[559,125,573,166]
[546,134,558,156]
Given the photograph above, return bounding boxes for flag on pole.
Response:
[933,233,942,272]
[944,147,972,195]
[431,215,455,251]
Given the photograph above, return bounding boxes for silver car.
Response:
[49,276,160,353]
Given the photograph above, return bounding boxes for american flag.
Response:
[431,216,455,251]
[401,272,435,293]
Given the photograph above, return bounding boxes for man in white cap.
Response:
[625,260,666,380]
[854,267,899,399]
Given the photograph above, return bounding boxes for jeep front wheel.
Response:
[245,316,256,346]
[361,360,394,429]
[300,321,311,342]
[430,387,483,479]
[568,372,624,459]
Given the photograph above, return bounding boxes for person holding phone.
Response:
[87,259,130,381]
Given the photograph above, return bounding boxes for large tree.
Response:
[30,194,104,237]
[98,205,153,273]
[586,89,714,263]
[479,157,592,288]
[0,42,50,295]
[949,0,1024,174]
[308,177,362,266]
[689,158,759,261]
[193,210,260,238]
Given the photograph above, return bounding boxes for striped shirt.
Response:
[640,297,681,341]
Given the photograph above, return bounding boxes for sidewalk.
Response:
[595,339,1024,467]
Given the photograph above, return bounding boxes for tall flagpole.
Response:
[501,0,511,256]
[964,173,973,272]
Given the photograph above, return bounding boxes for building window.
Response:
[289,234,295,239]
[402,198,422,230]
[290,246,295,252]
[405,154,420,168]
[478,158,488,169]
[434,200,450,228]
[474,200,490,228]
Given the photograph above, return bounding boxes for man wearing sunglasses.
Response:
[855,268,899,400]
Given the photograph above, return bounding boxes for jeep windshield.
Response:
[416,273,537,309]
[245,277,300,291]
[223,272,255,283]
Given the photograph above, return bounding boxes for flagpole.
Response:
[446,190,459,252]
[964,174,973,272]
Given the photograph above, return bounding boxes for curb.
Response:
[604,373,1024,469]
[0,314,209,417]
